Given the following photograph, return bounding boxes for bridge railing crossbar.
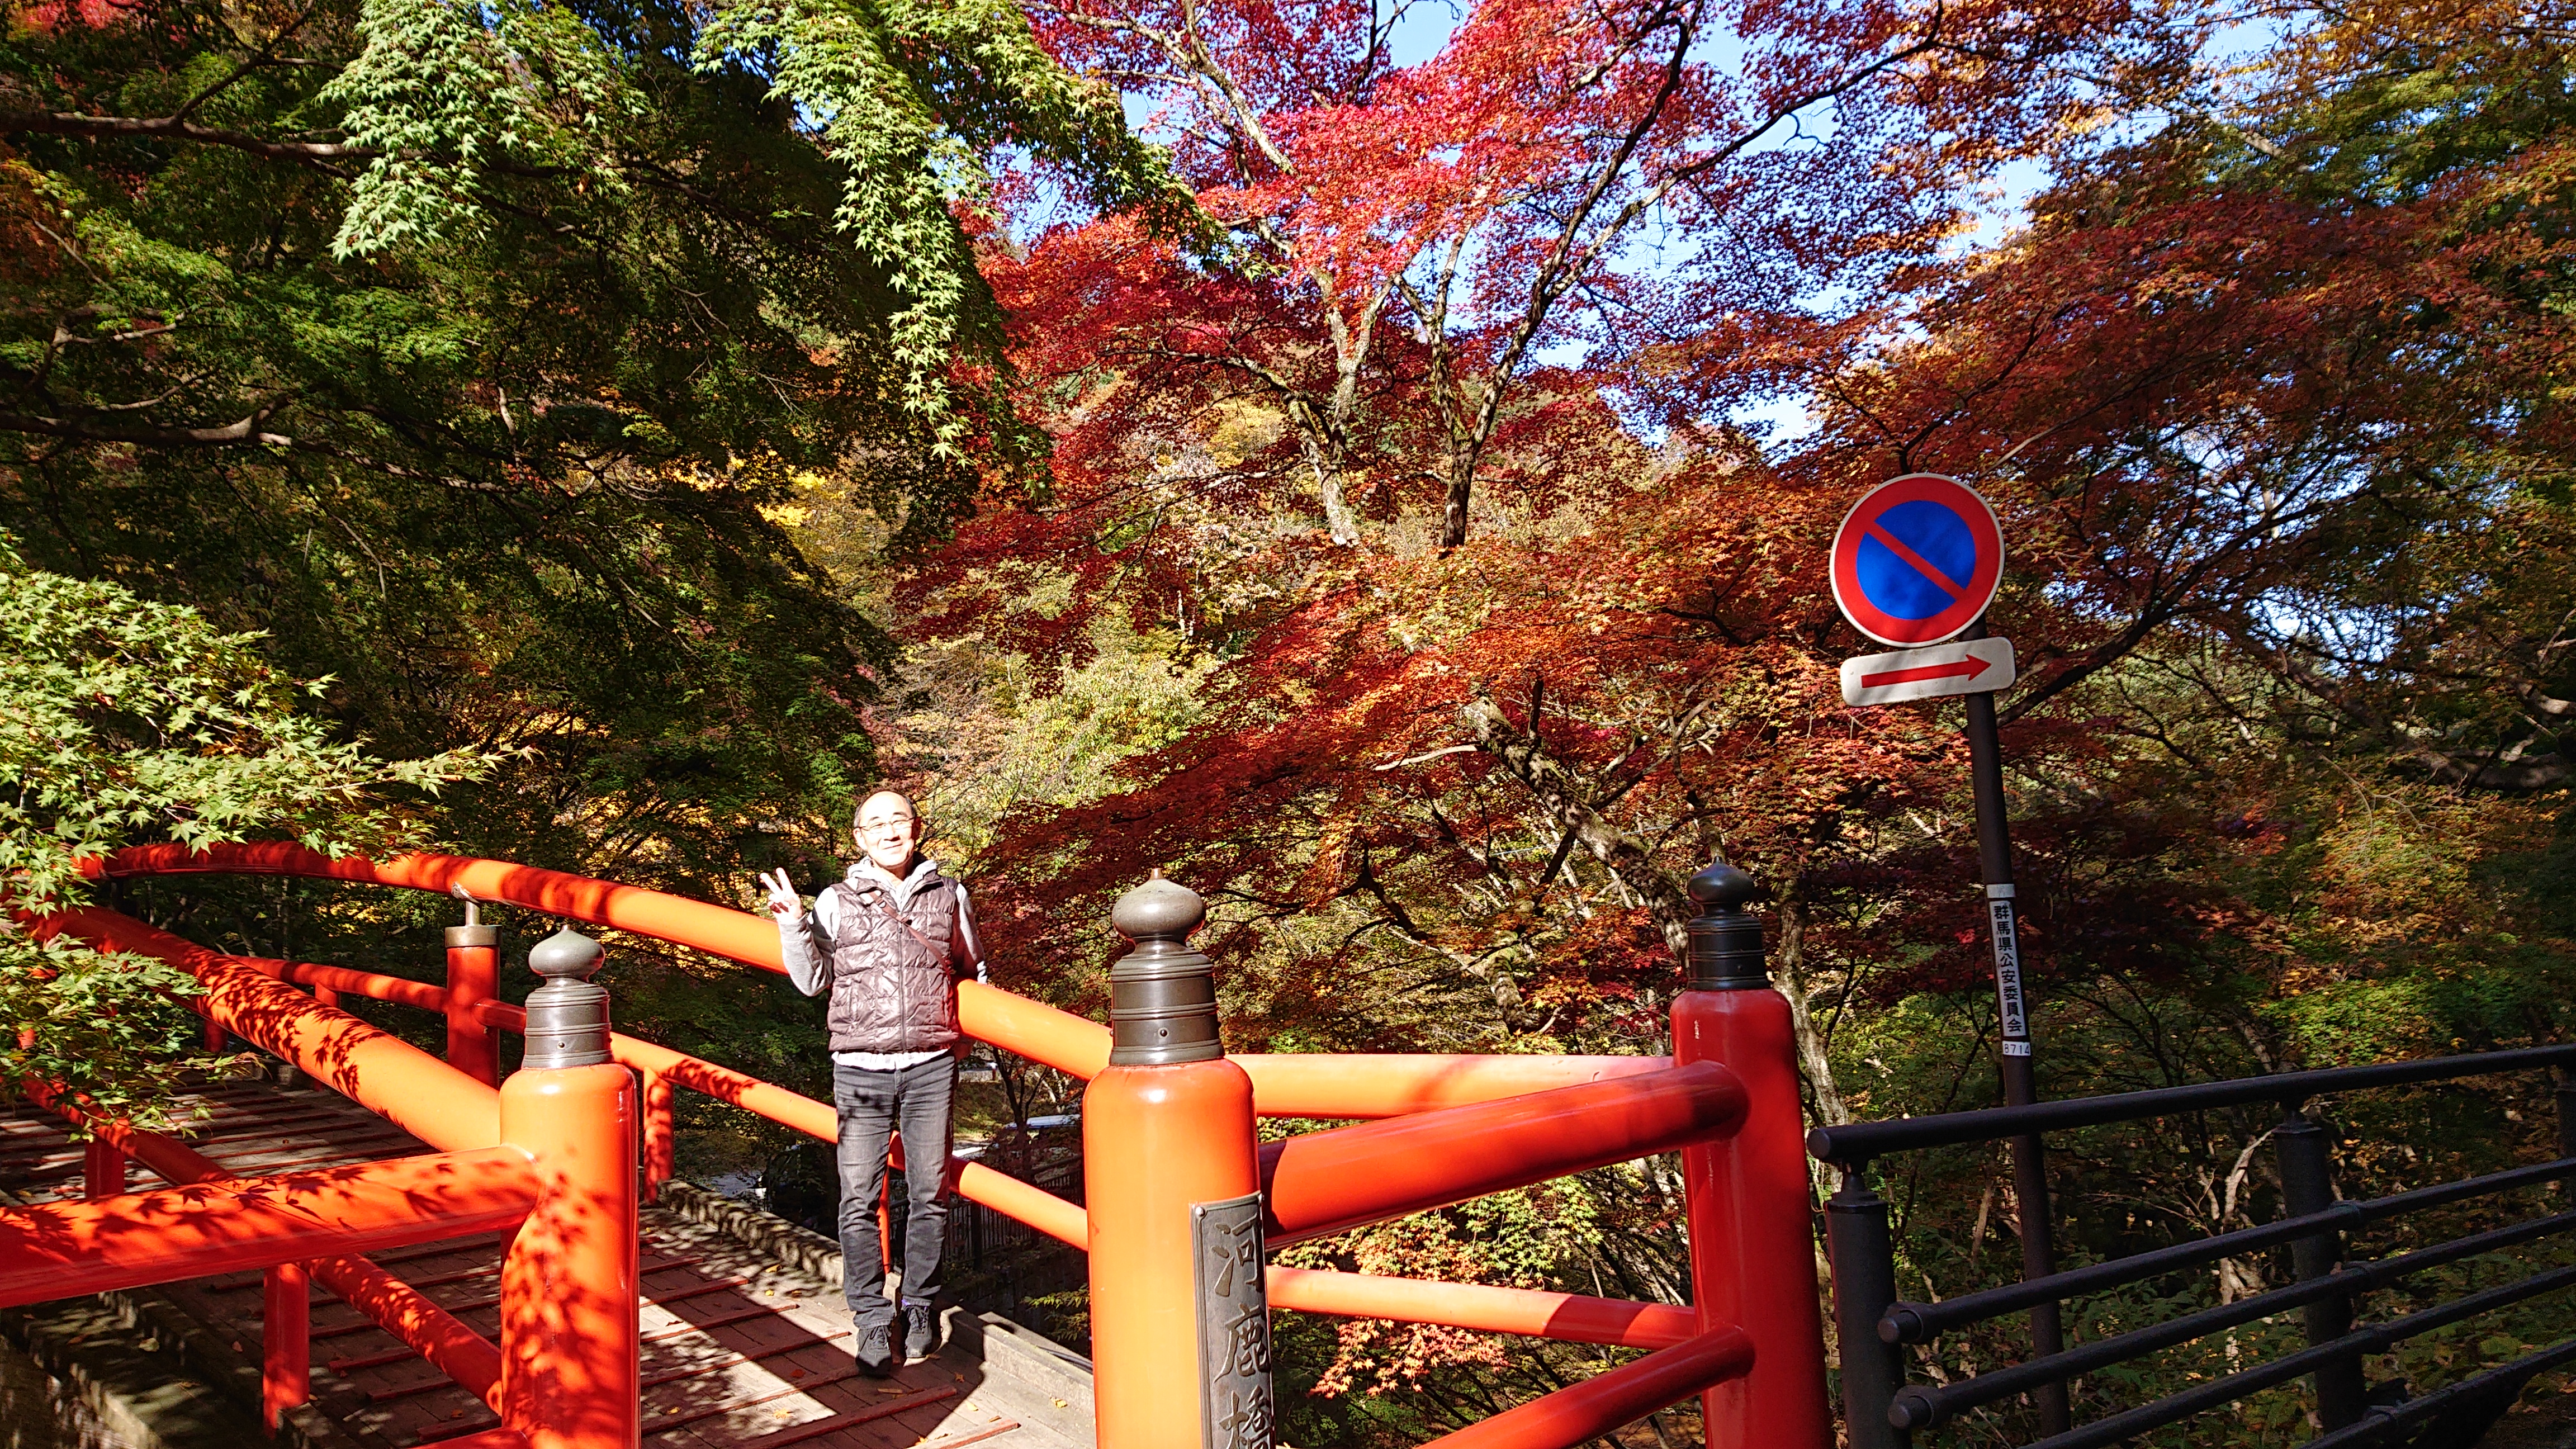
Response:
[50,842,1831,1449]
[11,982,511,1433]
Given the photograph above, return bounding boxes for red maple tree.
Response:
[880,0,2576,1422]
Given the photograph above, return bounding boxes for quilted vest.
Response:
[821,873,964,1054]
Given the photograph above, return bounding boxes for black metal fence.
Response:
[948,1125,1088,1319]
[1812,1044,2576,1448]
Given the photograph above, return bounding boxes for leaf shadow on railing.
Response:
[17,886,1023,1446]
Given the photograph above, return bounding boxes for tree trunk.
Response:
[1774,893,1849,1202]
[1439,458,1471,550]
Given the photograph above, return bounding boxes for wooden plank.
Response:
[648,1384,953,1442]
[645,1304,803,1342]
[915,1422,1029,1449]
[0,1079,1088,1449]
[640,1330,856,1391]
[768,1409,1018,1449]
[392,1399,504,1448]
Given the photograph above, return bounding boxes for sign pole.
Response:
[1826,474,2065,1429]
[1960,619,2069,1434]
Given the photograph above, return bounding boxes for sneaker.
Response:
[855,1322,897,1377]
[903,1300,941,1362]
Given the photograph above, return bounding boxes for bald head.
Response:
[853,790,926,872]
[855,789,918,826]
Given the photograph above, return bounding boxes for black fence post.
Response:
[1826,1159,1910,1449]
[2556,1068,2576,1175]
[2276,1102,2366,1429]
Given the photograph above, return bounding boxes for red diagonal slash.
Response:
[1863,520,1968,599]
[1860,655,1993,689]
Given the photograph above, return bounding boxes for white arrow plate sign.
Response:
[1840,637,2016,707]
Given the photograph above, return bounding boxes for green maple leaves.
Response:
[324,0,1192,457]
[0,538,495,1125]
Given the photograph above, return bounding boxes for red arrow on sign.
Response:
[1859,655,1996,689]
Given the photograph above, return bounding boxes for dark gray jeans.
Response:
[832,1056,956,1333]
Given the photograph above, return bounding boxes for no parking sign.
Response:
[1826,471,2056,1335]
[1828,473,2004,648]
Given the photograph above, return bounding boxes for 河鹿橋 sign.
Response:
[1828,473,2004,647]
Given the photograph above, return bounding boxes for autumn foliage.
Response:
[842,0,2576,1432]
[16,0,2576,1435]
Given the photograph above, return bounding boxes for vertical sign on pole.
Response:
[1830,473,2069,1432]
[1988,889,2025,1045]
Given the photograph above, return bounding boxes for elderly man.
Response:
[760,789,984,1375]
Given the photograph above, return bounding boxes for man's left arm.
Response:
[952,883,988,986]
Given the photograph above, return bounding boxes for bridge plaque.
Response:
[1194,1191,1274,1449]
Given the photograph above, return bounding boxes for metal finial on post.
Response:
[522,927,610,1069]
[1107,872,1222,1066]
[1684,860,1769,990]
[448,884,491,939]
[1087,873,1265,1448]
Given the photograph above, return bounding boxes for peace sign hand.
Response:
[759,869,802,919]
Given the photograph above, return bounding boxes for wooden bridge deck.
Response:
[0,1076,1091,1449]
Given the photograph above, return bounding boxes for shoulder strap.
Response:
[864,882,947,958]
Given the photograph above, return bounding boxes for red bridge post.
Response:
[447,896,502,1086]
[80,1139,124,1199]
[1670,863,1831,1449]
[498,927,640,1449]
[1085,873,1267,1449]
[264,1259,310,1429]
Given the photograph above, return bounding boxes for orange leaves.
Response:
[994,0,2176,565]
[11,0,143,31]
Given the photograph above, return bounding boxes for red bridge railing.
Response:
[0,842,1830,1449]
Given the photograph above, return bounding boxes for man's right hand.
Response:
[759,869,802,918]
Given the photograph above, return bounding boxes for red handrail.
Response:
[175,949,1094,1249]
[1264,1268,1696,1349]
[88,843,1117,1079]
[1419,1325,1756,1449]
[89,846,1670,1118]
[1260,1062,1748,1246]
[29,1084,506,1405]
[31,876,638,1446]
[37,906,502,1152]
[1230,1053,1673,1119]
[0,1147,538,1306]
[602,1028,1091,1248]
[235,955,447,1012]
[61,843,1815,1446]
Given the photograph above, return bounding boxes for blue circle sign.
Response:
[1829,474,2004,647]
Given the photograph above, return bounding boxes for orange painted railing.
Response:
[1432,1327,1759,1449]
[29,1083,508,1417]
[0,1147,537,1300]
[86,842,1669,1116]
[15,842,1834,1449]
[1262,1267,1697,1348]
[1259,1063,1746,1246]
[11,892,633,1449]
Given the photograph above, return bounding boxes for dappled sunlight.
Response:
[0,1146,536,1308]
[36,905,501,1153]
